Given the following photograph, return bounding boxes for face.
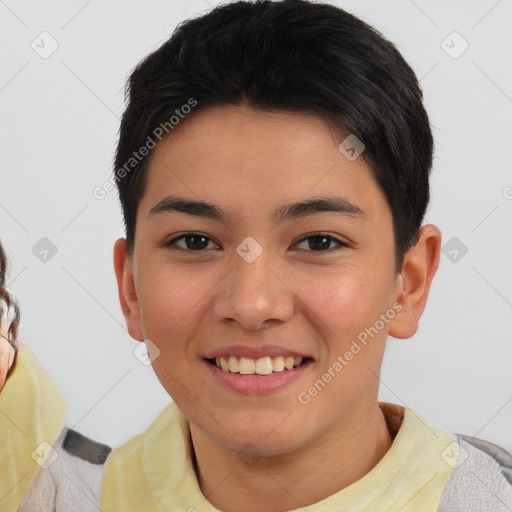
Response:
[120,104,405,456]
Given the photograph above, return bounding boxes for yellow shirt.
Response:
[0,344,66,512]
[101,397,457,511]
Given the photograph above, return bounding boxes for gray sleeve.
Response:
[18,428,111,512]
[438,434,512,512]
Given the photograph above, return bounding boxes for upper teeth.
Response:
[214,355,303,375]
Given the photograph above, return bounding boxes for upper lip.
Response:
[204,345,313,360]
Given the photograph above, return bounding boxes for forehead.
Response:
[140,104,390,225]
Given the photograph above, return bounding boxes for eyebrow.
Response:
[148,195,365,224]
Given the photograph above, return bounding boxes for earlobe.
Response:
[388,225,442,339]
[113,238,144,341]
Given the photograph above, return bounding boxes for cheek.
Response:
[138,267,191,345]
[295,265,393,382]
[139,267,205,400]
[298,269,385,336]
[138,265,218,359]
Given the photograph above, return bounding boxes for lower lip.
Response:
[204,359,313,396]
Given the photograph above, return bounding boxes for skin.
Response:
[0,312,16,391]
[114,104,441,512]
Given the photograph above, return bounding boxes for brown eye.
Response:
[163,232,347,254]
[295,233,347,253]
[165,233,217,252]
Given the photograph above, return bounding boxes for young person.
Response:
[2,1,511,510]
[0,241,112,512]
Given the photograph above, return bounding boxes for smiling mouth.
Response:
[205,355,311,376]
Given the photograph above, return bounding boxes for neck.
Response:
[189,402,394,512]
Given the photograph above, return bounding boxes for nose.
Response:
[212,247,295,331]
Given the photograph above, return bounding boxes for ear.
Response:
[388,224,441,339]
[113,238,144,341]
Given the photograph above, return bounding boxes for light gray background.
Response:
[1,0,511,451]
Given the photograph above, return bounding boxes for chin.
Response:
[227,420,308,455]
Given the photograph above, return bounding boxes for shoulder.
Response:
[438,433,512,511]
[19,427,112,512]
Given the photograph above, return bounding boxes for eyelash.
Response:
[163,232,349,255]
